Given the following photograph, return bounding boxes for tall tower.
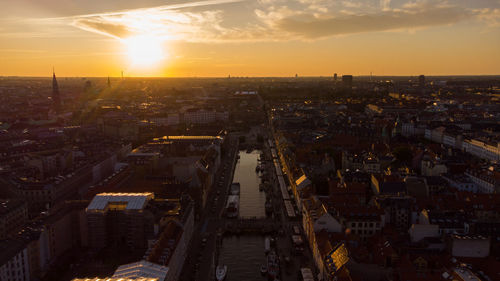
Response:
[52,70,61,113]
[418,75,425,95]
[342,75,353,89]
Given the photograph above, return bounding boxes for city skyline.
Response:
[1,0,500,77]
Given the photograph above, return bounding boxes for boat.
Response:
[265,200,273,215]
[225,195,239,218]
[264,237,271,254]
[267,250,280,280]
[230,183,240,195]
[216,265,227,281]
[260,264,268,275]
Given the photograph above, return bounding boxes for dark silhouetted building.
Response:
[419,75,425,89]
[342,75,353,89]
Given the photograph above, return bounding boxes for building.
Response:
[408,224,440,243]
[328,205,384,240]
[374,196,415,231]
[112,260,169,281]
[0,239,30,281]
[371,174,406,195]
[0,199,28,239]
[301,197,342,245]
[342,75,353,89]
[86,193,156,250]
[462,138,500,162]
[404,176,429,199]
[146,221,188,281]
[73,260,169,281]
[418,75,425,89]
[442,174,477,193]
[449,234,490,258]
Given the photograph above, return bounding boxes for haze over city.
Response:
[1,2,500,281]
[1,0,500,77]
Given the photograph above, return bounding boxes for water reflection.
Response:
[233,150,266,218]
[219,235,266,281]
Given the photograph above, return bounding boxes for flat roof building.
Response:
[86,193,156,250]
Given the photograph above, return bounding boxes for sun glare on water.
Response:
[124,35,166,67]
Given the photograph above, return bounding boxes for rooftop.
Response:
[112,260,169,281]
[87,193,155,211]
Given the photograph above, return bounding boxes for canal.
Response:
[220,150,268,280]
[233,150,266,218]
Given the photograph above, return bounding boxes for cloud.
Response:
[476,8,500,26]
[55,0,498,42]
[380,0,391,11]
[72,19,133,39]
[268,5,471,39]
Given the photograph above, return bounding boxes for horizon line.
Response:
[2,74,500,79]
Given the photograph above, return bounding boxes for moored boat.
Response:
[264,236,270,254]
[267,250,280,280]
[216,265,227,281]
[265,200,273,215]
[260,264,268,275]
[225,195,239,218]
[230,183,240,195]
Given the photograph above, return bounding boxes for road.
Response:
[180,135,239,281]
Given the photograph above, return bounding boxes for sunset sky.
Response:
[1,0,500,77]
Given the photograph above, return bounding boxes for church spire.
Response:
[52,69,61,113]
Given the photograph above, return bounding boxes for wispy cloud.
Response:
[264,3,471,39]
[49,0,500,42]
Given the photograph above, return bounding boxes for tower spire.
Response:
[52,69,61,114]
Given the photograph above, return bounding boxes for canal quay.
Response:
[180,133,316,281]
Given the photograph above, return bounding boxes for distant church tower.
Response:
[52,70,61,113]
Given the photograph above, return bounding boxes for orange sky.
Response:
[1,0,500,77]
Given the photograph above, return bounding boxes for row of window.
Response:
[350,222,380,228]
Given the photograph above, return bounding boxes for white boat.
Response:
[216,265,227,281]
[264,237,271,254]
[225,195,239,218]
[260,264,268,275]
[230,183,240,195]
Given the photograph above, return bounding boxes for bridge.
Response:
[220,217,283,234]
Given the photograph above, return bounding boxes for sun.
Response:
[124,35,166,66]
